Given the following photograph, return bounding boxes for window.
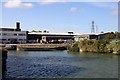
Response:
[18,34,25,36]
[3,33,7,35]
[2,39,6,41]
[24,39,26,41]
[14,34,17,36]
[19,39,23,41]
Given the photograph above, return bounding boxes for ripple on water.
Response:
[6,63,85,78]
[7,55,99,65]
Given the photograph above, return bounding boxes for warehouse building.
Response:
[27,32,76,43]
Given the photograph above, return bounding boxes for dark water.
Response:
[3,50,119,78]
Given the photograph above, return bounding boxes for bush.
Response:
[67,39,120,55]
[67,42,79,52]
[107,41,120,54]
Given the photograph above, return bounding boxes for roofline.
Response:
[28,32,80,36]
[0,28,15,29]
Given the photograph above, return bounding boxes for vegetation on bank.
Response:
[67,32,120,55]
[67,40,120,55]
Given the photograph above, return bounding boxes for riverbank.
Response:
[67,40,120,55]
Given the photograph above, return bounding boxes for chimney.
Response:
[16,21,21,31]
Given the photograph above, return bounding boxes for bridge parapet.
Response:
[17,44,68,51]
[0,43,68,51]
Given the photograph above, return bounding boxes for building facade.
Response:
[74,33,111,42]
[74,34,98,42]
[27,32,76,43]
[0,22,28,43]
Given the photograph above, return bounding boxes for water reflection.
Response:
[68,51,119,59]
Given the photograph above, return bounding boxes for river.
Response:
[3,50,119,78]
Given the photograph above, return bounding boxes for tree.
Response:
[38,30,42,33]
[115,32,120,39]
[31,30,36,32]
[43,30,49,33]
[105,32,116,39]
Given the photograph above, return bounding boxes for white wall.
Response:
[0,31,27,43]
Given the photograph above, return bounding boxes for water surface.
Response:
[4,50,119,78]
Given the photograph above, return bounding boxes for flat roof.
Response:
[0,28,15,31]
[28,32,80,36]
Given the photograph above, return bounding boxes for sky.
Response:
[0,0,119,34]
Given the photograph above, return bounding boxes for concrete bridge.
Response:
[0,43,68,51]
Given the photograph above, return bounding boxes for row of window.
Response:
[0,33,26,36]
[0,39,26,41]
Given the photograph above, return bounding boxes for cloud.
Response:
[70,7,77,12]
[88,2,117,10]
[79,8,85,13]
[2,0,119,3]
[4,0,33,8]
[111,10,119,15]
[39,0,68,5]
[39,0,119,3]
[70,7,85,13]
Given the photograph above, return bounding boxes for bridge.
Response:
[0,43,68,51]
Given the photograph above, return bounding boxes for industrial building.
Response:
[74,33,112,42]
[0,21,111,44]
[27,32,76,43]
[74,33,98,42]
[0,22,28,43]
